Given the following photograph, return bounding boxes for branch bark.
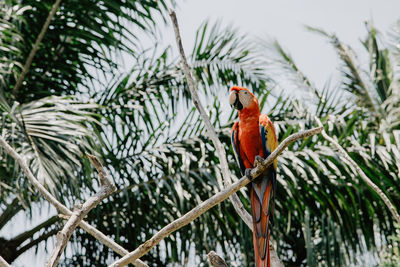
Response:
[108,126,323,267]
[169,8,252,231]
[0,136,148,267]
[315,117,400,224]
[207,251,228,267]
[13,0,62,97]
[46,154,117,267]
[170,10,283,266]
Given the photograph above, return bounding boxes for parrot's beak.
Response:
[230,92,243,110]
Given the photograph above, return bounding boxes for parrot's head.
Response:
[229,86,258,111]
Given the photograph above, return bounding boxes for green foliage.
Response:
[262,22,400,266]
[0,96,100,205]
[1,0,400,266]
[379,224,400,267]
[66,21,270,266]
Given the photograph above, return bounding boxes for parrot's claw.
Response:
[245,168,253,181]
[254,155,264,168]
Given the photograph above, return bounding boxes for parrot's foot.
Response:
[245,168,253,181]
[254,155,264,168]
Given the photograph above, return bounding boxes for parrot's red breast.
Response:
[230,86,277,267]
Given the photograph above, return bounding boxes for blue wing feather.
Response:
[260,125,270,158]
[260,122,277,225]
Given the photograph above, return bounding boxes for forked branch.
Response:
[0,136,148,267]
[108,126,323,267]
[170,9,281,265]
[46,154,117,267]
[169,8,252,231]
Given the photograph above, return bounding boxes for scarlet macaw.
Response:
[229,86,277,267]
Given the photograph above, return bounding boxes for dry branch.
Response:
[170,10,283,266]
[169,8,252,231]
[315,117,400,224]
[46,154,117,267]
[0,136,148,267]
[13,0,62,96]
[108,126,323,267]
[207,251,228,267]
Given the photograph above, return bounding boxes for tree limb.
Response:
[170,10,284,266]
[12,0,62,97]
[315,117,400,224]
[169,8,252,231]
[0,136,149,267]
[46,154,117,267]
[108,126,323,267]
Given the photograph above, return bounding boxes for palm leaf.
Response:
[1,96,100,204]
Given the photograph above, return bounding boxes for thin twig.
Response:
[207,251,228,267]
[315,117,400,224]
[170,9,283,266]
[0,256,10,267]
[0,136,149,267]
[169,8,252,230]
[108,126,323,267]
[12,0,62,96]
[46,154,117,267]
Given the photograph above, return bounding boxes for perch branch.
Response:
[0,256,10,267]
[46,154,117,267]
[170,10,283,266]
[0,136,148,267]
[169,8,252,230]
[108,126,323,267]
[315,117,400,224]
[207,251,228,267]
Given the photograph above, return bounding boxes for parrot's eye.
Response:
[237,90,252,109]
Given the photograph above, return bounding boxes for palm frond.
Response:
[307,26,378,113]
[1,96,100,204]
[191,21,272,95]
[0,2,29,88]
[362,22,392,104]
[3,0,171,102]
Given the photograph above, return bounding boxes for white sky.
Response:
[5,1,400,266]
[172,0,400,89]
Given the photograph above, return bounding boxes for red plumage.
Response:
[230,86,277,267]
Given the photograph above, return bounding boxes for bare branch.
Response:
[169,8,252,230]
[58,215,149,267]
[0,136,148,267]
[12,0,62,96]
[315,117,400,224]
[46,154,117,267]
[0,136,71,215]
[207,251,228,267]
[0,256,10,267]
[108,126,323,267]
